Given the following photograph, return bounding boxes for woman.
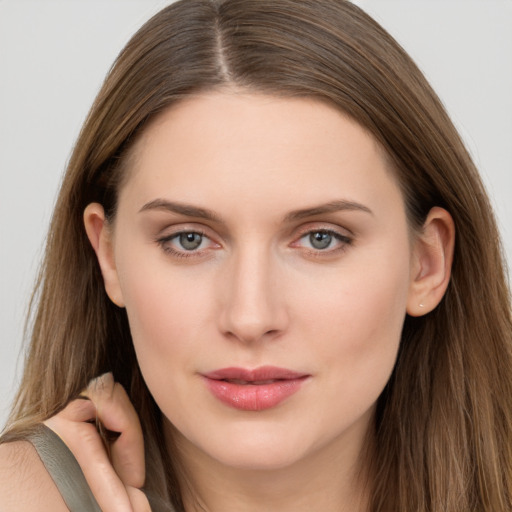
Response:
[1,0,511,510]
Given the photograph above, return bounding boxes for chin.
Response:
[171,416,313,472]
[206,441,307,472]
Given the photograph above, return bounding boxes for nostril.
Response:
[223,326,284,345]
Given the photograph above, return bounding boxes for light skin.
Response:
[0,91,454,512]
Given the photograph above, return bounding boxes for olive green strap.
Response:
[27,424,102,511]
[28,423,176,511]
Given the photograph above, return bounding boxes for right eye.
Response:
[157,230,219,258]
[176,232,205,251]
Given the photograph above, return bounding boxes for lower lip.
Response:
[203,377,308,411]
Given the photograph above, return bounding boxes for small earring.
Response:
[419,303,425,308]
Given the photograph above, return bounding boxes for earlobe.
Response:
[406,207,455,317]
[83,203,125,308]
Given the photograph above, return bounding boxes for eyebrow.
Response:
[138,198,373,223]
[139,199,223,223]
[283,200,373,222]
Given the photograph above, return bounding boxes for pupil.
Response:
[179,232,202,250]
[310,232,332,250]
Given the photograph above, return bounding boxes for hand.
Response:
[44,373,150,512]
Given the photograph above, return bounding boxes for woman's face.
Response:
[105,92,417,472]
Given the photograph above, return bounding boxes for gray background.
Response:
[1,0,511,427]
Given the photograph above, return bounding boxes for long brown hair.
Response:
[3,1,511,510]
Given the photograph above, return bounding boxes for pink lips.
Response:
[202,366,309,411]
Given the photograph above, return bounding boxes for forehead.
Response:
[118,91,404,220]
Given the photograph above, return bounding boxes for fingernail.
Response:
[88,372,114,393]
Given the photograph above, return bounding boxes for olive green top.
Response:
[27,424,172,512]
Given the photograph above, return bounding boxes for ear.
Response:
[83,203,125,308]
[407,207,455,317]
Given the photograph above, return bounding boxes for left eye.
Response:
[297,230,350,251]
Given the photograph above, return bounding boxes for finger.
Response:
[86,373,145,489]
[126,487,152,512]
[44,398,134,512]
[47,395,97,424]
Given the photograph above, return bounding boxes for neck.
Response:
[164,417,373,512]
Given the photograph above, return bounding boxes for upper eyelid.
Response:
[292,222,354,239]
[157,229,215,246]
[298,229,351,240]
[156,223,215,239]
[153,218,233,241]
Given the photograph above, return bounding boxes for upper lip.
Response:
[203,366,309,383]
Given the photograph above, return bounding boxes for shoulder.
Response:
[0,440,68,511]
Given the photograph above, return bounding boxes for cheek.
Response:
[300,252,408,341]
[294,244,411,399]
[116,255,213,370]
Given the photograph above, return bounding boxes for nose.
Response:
[218,245,289,344]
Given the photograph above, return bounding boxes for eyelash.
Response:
[156,229,214,259]
[155,227,353,259]
[292,228,353,256]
